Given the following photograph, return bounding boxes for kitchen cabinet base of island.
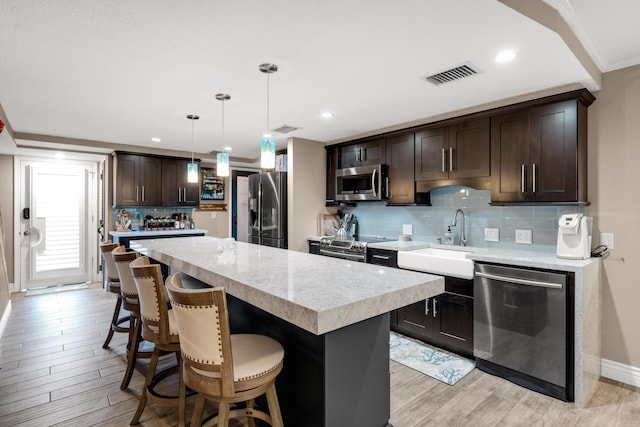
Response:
[227,294,392,427]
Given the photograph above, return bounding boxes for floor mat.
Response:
[390,331,475,385]
[25,282,89,296]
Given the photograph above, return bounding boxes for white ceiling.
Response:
[0,0,638,161]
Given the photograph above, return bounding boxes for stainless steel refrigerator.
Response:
[248,172,287,249]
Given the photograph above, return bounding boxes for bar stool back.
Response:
[100,241,128,349]
[166,273,284,427]
[129,256,186,426]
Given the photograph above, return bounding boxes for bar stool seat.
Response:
[166,273,284,427]
[100,241,128,349]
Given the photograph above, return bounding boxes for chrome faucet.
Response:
[450,209,467,246]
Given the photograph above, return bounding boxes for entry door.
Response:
[18,159,95,290]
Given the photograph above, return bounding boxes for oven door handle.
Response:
[319,249,365,261]
[475,271,563,289]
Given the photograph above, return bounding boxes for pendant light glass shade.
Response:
[261,135,276,169]
[186,114,199,183]
[215,93,231,178]
[187,162,199,182]
[217,152,229,177]
[259,63,278,170]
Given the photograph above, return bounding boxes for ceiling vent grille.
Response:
[424,63,480,86]
[272,125,300,134]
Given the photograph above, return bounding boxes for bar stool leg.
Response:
[191,394,206,427]
[102,295,122,349]
[120,312,142,390]
[131,346,161,425]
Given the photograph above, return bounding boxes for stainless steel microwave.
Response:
[335,164,387,201]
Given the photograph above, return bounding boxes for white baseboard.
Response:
[601,358,640,388]
[0,300,12,339]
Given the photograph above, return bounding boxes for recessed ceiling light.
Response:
[495,50,516,63]
[321,112,334,118]
[151,137,161,142]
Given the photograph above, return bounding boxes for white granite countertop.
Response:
[110,228,207,237]
[132,236,444,335]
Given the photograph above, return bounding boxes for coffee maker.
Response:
[556,213,592,259]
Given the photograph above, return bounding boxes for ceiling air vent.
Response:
[272,125,300,134]
[424,62,480,86]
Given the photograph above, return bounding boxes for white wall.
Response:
[589,64,640,368]
[287,137,328,252]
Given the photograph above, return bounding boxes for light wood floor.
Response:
[1,283,638,427]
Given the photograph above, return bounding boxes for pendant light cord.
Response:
[191,117,195,163]
[266,72,270,133]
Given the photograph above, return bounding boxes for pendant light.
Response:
[216,93,230,177]
[186,114,200,183]
[259,63,277,169]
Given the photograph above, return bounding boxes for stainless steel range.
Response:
[318,236,387,262]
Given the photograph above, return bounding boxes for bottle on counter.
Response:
[189,217,195,229]
[444,226,454,245]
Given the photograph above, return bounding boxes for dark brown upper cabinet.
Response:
[385,133,416,205]
[325,145,339,206]
[113,153,162,207]
[161,158,200,207]
[339,139,385,168]
[490,90,594,205]
[414,118,490,193]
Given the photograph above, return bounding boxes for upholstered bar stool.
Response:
[129,256,187,426]
[100,241,128,349]
[112,245,154,390]
[166,273,284,427]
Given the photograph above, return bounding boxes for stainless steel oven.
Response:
[474,263,573,401]
[317,237,367,262]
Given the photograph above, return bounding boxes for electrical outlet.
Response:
[484,227,500,242]
[515,229,532,244]
[600,232,614,250]
[402,224,413,235]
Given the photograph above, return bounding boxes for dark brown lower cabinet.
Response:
[395,276,474,358]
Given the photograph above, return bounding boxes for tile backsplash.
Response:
[348,186,586,252]
[111,207,194,230]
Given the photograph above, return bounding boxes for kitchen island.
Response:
[131,236,444,427]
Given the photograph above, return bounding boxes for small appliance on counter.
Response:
[556,213,592,259]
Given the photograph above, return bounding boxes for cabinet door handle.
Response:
[136,186,139,202]
[385,177,389,198]
[178,188,182,202]
[425,298,429,316]
[142,186,145,202]
[442,148,446,172]
[432,298,437,318]
[372,254,391,260]
[532,163,537,193]
[449,147,453,171]
[521,164,526,193]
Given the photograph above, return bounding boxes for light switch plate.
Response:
[484,227,500,242]
[515,229,532,244]
[402,224,413,235]
[600,232,614,250]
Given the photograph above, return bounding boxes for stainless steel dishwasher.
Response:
[474,263,573,401]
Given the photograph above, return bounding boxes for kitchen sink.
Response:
[397,247,474,279]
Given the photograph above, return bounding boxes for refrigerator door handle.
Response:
[258,181,263,241]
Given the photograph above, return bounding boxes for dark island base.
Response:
[227,294,392,427]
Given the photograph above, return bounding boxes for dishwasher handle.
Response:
[475,271,563,289]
